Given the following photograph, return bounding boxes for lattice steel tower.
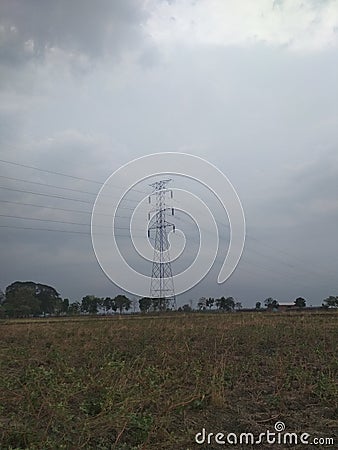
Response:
[148,179,176,310]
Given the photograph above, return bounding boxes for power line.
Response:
[0,213,99,227]
[169,211,330,282]
[0,213,150,231]
[0,224,144,237]
[0,174,141,203]
[0,224,327,293]
[0,213,334,286]
[236,259,326,293]
[0,199,130,218]
[245,235,334,278]
[172,200,334,281]
[0,199,93,215]
[0,158,103,184]
[0,157,148,194]
[154,206,334,282]
[0,174,99,195]
[0,157,334,282]
[0,225,91,235]
[0,185,93,204]
[153,205,331,282]
[0,185,136,210]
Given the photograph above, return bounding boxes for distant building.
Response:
[278,302,297,312]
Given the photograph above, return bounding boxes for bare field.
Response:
[0,312,337,449]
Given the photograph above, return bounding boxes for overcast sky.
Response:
[0,0,337,307]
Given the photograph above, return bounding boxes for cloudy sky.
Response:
[0,0,337,307]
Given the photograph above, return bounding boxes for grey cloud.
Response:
[0,0,148,66]
[137,45,162,69]
[260,150,338,227]
[0,2,337,306]
[0,106,24,142]
[293,151,338,200]
[0,129,122,192]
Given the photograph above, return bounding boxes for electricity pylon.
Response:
[148,179,176,310]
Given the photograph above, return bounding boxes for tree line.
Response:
[0,282,133,318]
[0,281,337,318]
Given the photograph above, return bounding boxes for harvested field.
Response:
[0,312,337,449]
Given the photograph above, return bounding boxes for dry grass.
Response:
[0,312,337,449]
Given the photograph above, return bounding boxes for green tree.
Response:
[139,297,152,313]
[61,298,69,314]
[264,297,279,310]
[182,304,192,312]
[68,301,81,315]
[225,297,235,311]
[4,285,40,317]
[151,298,159,311]
[0,290,4,318]
[294,297,306,308]
[0,289,5,304]
[81,295,100,314]
[216,296,235,311]
[206,297,214,309]
[322,296,338,308]
[114,295,131,314]
[235,301,242,311]
[36,283,61,315]
[102,297,115,314]
[4,281,61,317]
[151,297,169,311]
[197,297,206,310]
[216,296,225,310]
